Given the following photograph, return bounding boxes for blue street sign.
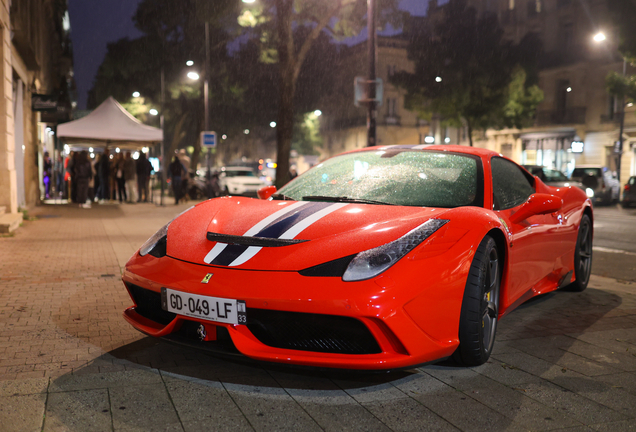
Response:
[201,131,217,148]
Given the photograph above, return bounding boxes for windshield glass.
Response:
[543,169,568,182]
[224,169,256,177]
[278,150,482,208]
[572,168,602,178]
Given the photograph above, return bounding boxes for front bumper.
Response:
[122,253,466,370]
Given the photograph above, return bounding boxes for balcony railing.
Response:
[536,107,586,126]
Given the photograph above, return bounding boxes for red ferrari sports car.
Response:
[122,145,593,370]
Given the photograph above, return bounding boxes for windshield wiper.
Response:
[271,193,295,201]
[302,195,393,205]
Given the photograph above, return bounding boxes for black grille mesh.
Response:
[246,309,381,354]
[125,285,381,355]
[126,284,176,325]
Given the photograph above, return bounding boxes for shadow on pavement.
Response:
[47,285,635,431]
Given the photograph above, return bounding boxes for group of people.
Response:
[63,149,153,208]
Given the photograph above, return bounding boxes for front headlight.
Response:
[586,188,594,198]
[139,222,169,257]
[342,219,449,282]
[139,206,195,257]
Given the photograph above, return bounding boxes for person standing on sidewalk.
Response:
[168,155,185,204]
[96,149,110,202]
[136,152,152,202]
[74,151,93,208]
[123,152,137,203]
[114,153,127,203]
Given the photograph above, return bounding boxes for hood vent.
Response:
[206,232,308,247]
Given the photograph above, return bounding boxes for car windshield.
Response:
[224,169,256,177]
[572,168,602,178]
[277,150,482,208]
[543,169,569,182]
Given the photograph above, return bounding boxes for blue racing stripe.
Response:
[209,202,333,266]
[255,202,333,239]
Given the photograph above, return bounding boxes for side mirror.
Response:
[509,193,563,224]
[257,185,277,200]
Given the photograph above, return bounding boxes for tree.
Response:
[392,0,542,146]
[607,0,636,64]
[498,67,544,130]
[239,0,402,187]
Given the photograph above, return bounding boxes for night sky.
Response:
[68,0,430,110]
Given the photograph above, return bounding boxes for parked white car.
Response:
[570,165,620,205]
[218,166,268,196]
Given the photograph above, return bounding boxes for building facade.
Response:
[320,36,437,157]
[466,0,634,187]
[321,0,634,192]
[0,0,74,225]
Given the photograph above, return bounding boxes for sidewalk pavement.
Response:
[0,200,635,432]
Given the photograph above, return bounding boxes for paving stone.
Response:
[49,369,162,393]
[43,389,111,432]
[514,381,628,424]
[109,383,182,431]
[0,393,46,432]
[0,377,49,396]
[223,381,322,432]
[164,379,251,430]
[362,398,460,432]
[549,375,636,419]
[424,367,581,429]
[391,372,518,431]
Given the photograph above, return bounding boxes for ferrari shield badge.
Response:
[201,273,213,283]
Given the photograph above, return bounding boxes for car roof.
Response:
[343,144,502,159]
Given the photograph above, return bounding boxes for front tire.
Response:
[454,236,501,366]
[565,214,592,292]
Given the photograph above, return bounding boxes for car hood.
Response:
[166,196,451,271]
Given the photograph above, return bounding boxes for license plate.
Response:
[161,288,247,325]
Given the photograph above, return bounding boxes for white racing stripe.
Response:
[280,203,348,239]
[228,203,348,266]
[204,201,308,264]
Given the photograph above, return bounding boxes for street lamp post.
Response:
[160,66,166,206]
[367,0,377,147]
[594,31,627,184]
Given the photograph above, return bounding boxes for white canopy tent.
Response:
[57,96,163,149]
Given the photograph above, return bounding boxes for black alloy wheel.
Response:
[454,235,501,366]
[565,214,592,292]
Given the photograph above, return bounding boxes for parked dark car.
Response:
[570,166,620,205]
[623,176,636,208]
[523,165,584,189]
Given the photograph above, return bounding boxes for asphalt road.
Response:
[591,204,636,282]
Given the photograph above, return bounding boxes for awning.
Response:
[57,97,163,149]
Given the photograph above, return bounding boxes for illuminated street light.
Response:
[149,108,158,116]
[566,87,572,92]
[314,110,322,117]
[132,91,140,98]
[593,30,627,184]
[186,60,194,66]
[222,134,227,140]
[244,129,250,135]
[270,122,276,128]
[593,32,606,43]
[242,0,255,3]
[435,76,442,83]
[187,71,200,80]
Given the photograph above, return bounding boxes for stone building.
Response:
[0,0,74,232]
[463,0,633,187]
[320,36,436,157]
